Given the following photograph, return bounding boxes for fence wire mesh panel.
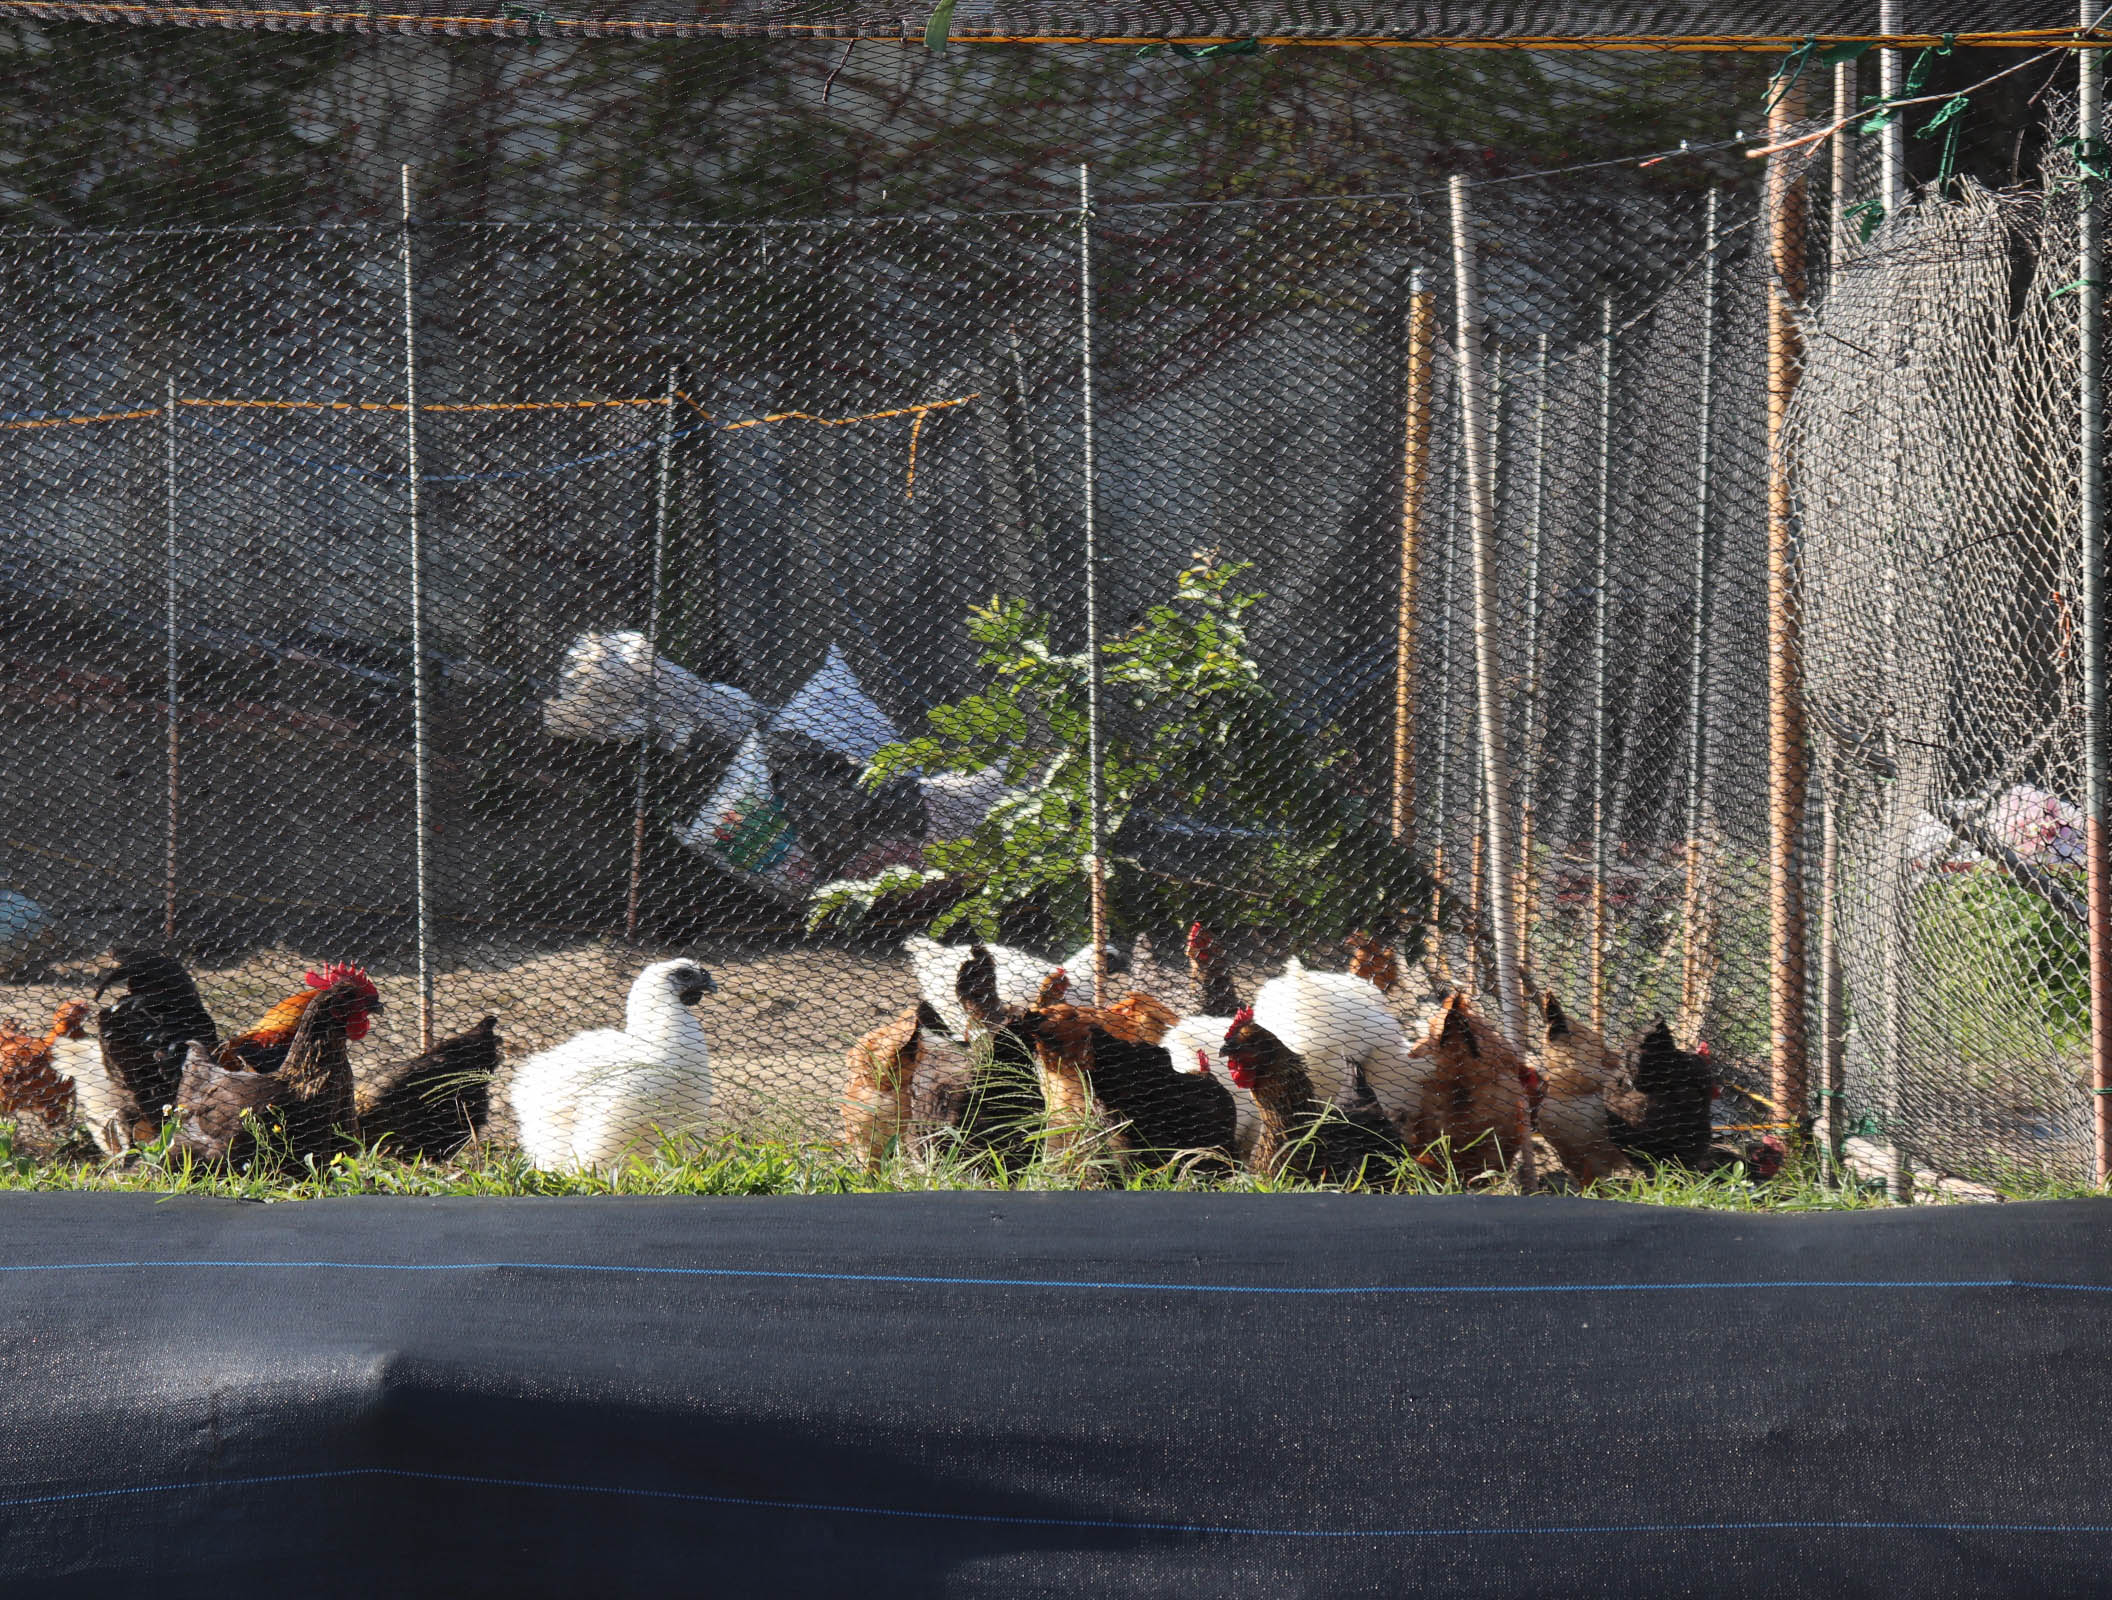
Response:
[0,19,2101,1194]
[1796,116,2098,1187]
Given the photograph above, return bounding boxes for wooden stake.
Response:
[1392,269,1437,850]
[1766,77,1812,1137]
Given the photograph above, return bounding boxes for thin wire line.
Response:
[3,1466,2110,1540]
[0,135,1756,243]
[1,1258,2108,1296]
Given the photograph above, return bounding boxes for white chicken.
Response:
[903,935,1123,1041]
[1163,1013,1259,1158]
[508,959,716,1173]
[1250,958,1433,1133]
[62,1031,129,1155]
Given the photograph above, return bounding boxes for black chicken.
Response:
[1606,1019,1716,1170]
[93,949,220,1147]
[1221,1010,1420,1186]
[356,1015,498,1160]
[957,944,1236,1170]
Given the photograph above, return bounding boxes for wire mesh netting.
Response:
[1794,112,2101,1189]
[0,18,2099,1191]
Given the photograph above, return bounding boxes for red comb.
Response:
[305,962,377,998]
[1195,1048,1212,1075]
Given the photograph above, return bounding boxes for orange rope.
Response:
[8,390,977,497]
[0,408,159,430]
[678,390,979,498]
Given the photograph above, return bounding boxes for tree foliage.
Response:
[810,555,1435,952]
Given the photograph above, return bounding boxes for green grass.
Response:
[4,1118,2093,1208]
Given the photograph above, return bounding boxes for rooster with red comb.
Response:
[214,962,381,1075]
[173,962,381,1165]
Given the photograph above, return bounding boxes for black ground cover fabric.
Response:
[0,1191,2109,1596]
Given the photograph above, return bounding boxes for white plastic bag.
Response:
[542,631,759,753]
[674,733,818,898]
[767,644,898,764]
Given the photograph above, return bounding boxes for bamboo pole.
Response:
[1429,459,1458,991]
[1448,176,1524,1056]
[1767,77,1812,1138]
[1392,268,1437,850]
[1822,57,1857,1179]
[401,163,434,1052]
[1679,189,1721,1038]
[1079,162,1109,1001]
[627,369,679,942]
[2081,1,2112,1184]
[1819,750,1847,1179]
[163,375,179,947]
[1515,333,1550,989]
[1590,293,1613,1032]
[1470,349,1502,999]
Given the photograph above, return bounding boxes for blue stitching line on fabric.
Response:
[5,1467,2110,1538]
[1,1261,2109,1295]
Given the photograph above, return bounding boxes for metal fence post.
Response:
[401,163,435,1052]
[1448,176,1524,1058]
[1766,73,1812,1140]
[1079,162,1109,1000]
[1879,0,1907,221]
[1679,189,1720,1040]
[1832,59,1861,260]
[2079,2,2112,1184]
[1515,332,1550,989]
[627,368,679,942]
[163,375,179,947]
[1590,293,1613,1033]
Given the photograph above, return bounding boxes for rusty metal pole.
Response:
[2080,3,2112,1184]
[1392,269,1437,852]
[1766,77,1812,1139]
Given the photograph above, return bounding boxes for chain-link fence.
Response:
[0,16,2101,1190]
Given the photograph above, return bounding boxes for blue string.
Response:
[3,1466,2108,1539]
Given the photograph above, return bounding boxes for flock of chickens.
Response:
[0,924,1766,1189]
[0,952,496,1166]
[845,925,1777,1188]
[0,951,720,1173]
